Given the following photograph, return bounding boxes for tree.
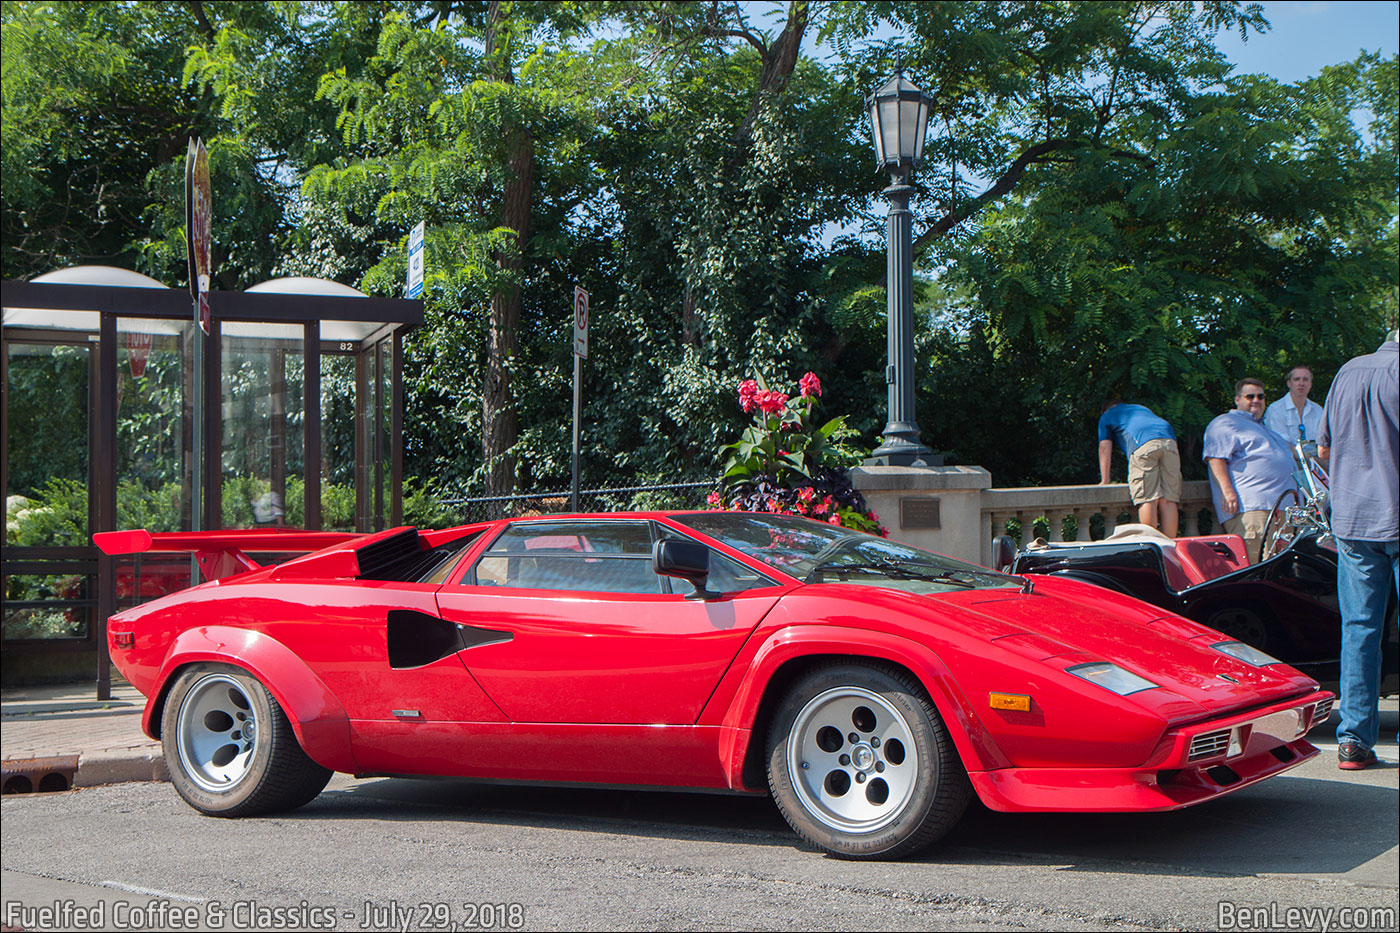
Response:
[920,53,1399,484]
[2,1,303,286]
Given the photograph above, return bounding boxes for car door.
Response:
[435,519,785,724]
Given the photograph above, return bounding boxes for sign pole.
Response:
[571,286,589,512]
[571,352,582,512]
[186,138,212,539]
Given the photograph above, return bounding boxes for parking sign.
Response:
[573,285,589,358]
[407,221,424,298]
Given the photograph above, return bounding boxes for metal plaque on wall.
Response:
[900,497,941,530]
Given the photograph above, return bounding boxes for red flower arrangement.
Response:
[713,372,887,536]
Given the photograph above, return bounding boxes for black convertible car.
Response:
[995,526,1398,695]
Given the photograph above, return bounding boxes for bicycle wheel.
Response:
[1259,488,1302,563]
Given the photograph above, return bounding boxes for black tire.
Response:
[161,663,332,817]
[765,662,971,860]
[1205,606,1272,655]
[1259,488,1302,563]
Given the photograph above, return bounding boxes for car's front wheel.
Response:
[765,662,970,859]
[161,663,331,817]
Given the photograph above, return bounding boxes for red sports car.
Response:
[96,512,1331,860]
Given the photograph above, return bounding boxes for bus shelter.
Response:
[2,267,422,693]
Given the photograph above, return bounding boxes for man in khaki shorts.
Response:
[1098,399,1182,537]
[1202,378,1299,562]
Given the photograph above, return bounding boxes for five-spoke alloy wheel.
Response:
[162,663,331,817]
[766,663,970,859]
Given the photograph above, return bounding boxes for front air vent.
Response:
[1205,765,1241,786]
[1312,697,1334,724]
[1189,730,1231,761]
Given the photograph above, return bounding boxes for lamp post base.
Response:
[867,425,942,467]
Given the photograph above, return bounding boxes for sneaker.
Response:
[1338,742,1378,770]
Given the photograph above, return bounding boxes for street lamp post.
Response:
[865,72,938,466]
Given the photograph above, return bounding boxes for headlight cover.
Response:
[1066,662,1158,695]
[1212,641,1281,667]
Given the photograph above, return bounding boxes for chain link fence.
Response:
[438,480,718,524]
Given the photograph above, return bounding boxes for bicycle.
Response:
[1258,429,1331,563]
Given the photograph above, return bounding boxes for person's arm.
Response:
[1314,404,1328,462]
[1206,457,1239,517]
[1098,440,1115,484]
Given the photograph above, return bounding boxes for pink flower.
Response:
[738,380,759,413]
[800,372,822,398]
[706,490,722,507]
[757,390,789,415]
[827,513,842,525]
[798,487,815,503]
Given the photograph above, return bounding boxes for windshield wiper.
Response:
[806,561,978,588]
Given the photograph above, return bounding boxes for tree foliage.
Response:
[3,0,1395,497]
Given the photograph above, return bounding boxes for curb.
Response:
[1,749,167,794]
[73,747,169,788]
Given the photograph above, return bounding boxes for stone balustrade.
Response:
[979,480,1215,565]
[851,466,1217,567]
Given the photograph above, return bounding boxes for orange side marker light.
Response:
[989,693,1032,712]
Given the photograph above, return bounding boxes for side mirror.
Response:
[991,535,1018,574]
[653,539,719,600]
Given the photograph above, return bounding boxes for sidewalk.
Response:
[1,681,166,792]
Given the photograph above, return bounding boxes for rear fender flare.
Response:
[1046,569,1134,596]
[144,626,354,773]
[718,625,1010,791]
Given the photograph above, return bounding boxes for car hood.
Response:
[929,576,1317,714]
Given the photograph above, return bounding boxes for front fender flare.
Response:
[716,625,1010,791]
[144,626,355,773]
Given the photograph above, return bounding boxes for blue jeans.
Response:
[1335,537,1400,750]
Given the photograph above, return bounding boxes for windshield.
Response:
[669,513,1021,595]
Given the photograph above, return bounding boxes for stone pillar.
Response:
[850,465,993,565]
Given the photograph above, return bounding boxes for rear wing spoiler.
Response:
[94,528,363,582]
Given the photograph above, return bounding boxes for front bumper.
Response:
[969,690,1332,812]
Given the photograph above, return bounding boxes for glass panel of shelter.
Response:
[220,323,305,530]
[3,336,94,642]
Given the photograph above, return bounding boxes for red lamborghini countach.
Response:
[96,512,1332,859]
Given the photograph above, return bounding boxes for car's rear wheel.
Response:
[162,663,331,817]
[765,663,970,859]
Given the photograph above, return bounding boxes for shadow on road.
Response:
[297,757,1396,878]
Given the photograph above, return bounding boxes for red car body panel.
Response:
[433,586,783,725]
[100,514,1328,815]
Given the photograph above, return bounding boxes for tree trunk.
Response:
[481,1,533,510]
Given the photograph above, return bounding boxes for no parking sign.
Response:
[573,285,589,358]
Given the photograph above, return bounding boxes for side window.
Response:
[469,521,660,594]
[705,551,775,593]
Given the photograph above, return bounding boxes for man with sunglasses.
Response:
[1203,378,1300,563]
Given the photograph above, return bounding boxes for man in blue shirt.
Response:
[1202,378,1299,563]
[1319,331,1399,771]
[1098,399,1180,537]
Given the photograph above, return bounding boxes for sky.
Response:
[1214,1,1398,82]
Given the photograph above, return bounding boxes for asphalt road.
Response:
[2,726,1396,933]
